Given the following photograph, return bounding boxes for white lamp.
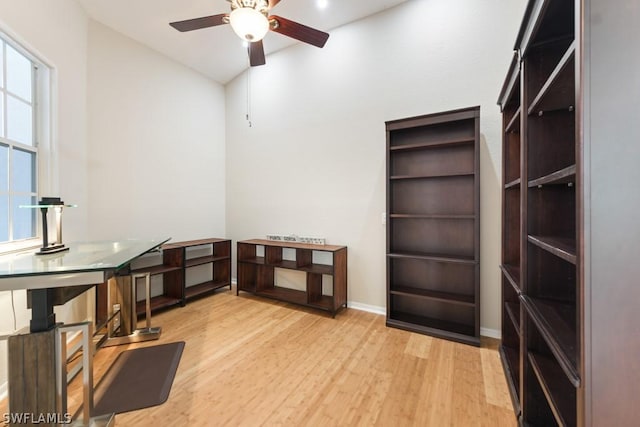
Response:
[229,7,269,42]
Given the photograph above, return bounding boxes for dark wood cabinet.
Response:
[498,0,640,425]
[385,107,480,346]
[236,239,347,317]
[130,238,231,315]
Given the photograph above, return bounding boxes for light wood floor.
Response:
[3,288,517,426]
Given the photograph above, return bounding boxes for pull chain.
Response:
[246,66,252,127]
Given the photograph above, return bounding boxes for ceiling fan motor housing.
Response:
[230,0,269,15]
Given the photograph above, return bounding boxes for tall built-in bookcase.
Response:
[386,106,480,346]
[497,0,640,425]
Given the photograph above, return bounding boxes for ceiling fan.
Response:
[169,0,330,67]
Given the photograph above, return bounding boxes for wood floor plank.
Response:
[0,288,517,426]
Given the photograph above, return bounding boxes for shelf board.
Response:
[521,296,580,387]
[390,214,475,220]
[528,41,576,115]
[308,295,333,310]
[528,235,576,264]
[136,295,181,316]
[239,239,346,252]
[185,255,229,268]
[267,260,333,275]
[185,280,230,300]
[131,264,182,276]
[528,351,577,427]
[390,285,475,306]
[388,252,476,265]
[390,172,474,180]
[238,256,266,265]
[162,238,229,250]
[505,107,521,133]
[528,164,576,187]
[389,137,475,152]
[505,178,521,189]
[251,287,335,313]
[256,286,308,306]
[498,52,520,109]
[387,313,479,346]
[499,345,521,415]
[505,301,521,335]
[500,264,521,293]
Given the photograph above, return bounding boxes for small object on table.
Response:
[20,196,77,255]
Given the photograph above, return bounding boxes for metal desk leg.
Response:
[102,272,161,347]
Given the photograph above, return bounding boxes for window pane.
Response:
[6,44,32,102]
[0,92,4,137]
[11,148,35,192]
[7,95,33,145]
[0,40,4,88]
[0,195,7,242]
[12,195,36,240]
[0,144,8,191]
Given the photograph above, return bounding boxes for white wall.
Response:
[0,0,91,394]
[226,0,527,332]
[86,20,226,242]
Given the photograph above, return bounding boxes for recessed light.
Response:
[317,0,328,9]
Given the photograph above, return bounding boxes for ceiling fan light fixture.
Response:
[229,7,269,42]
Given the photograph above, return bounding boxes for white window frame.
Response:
[0,27,54,254]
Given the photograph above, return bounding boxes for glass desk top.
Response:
[0,238,170,278]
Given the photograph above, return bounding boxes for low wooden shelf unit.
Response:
[130,238,231,315]
[236,239,347,317]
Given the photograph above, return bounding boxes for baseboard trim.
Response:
[347,301,386,316]
[481,327,501,339]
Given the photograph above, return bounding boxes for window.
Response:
[0,35,40,245]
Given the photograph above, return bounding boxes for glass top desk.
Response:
[0,238,170,332]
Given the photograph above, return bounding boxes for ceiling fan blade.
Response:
[268,0,282,9]
[169,14,227,32]
[269,15,329,48]
[248,40,266,67]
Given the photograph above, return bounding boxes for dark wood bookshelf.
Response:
[499,4,640,423]
[131,238,231,316]
[498,1,580,423]
[386,106,480,346]
[237,239,347,317]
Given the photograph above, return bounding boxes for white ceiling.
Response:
[76,0,407,84]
